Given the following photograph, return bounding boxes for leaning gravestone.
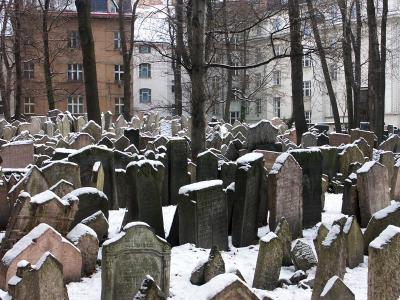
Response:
[231,153,264,247]
[123,160,165,238]
[337,144,364,178]
[356,161,390,227]
[268,153,303,238]
[289,148,322,228]
[343,216,363,268]
[101,222,171,300]
[178,180,228,250]
[368,225,400,300]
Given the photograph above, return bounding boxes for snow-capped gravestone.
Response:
[312,224,346,300]
[247,120,278,150]
[291,239,317,271]
[252,232,282,290]
[368,225,400,300]
[0,223,82,290]
[337,144,365,178]
[70,132,95,150]
[329,132,351,147]
[81,210,109,244]
[289,148,322,228]
[356,161,390,227]
[232,153,264,247]
[124,128,140,149]
[101,222,170,300]
[123,160,165,238]
[178,180,228,250]
[40,160,81,188]
[379,150,395,183]
[343,216,364,268]
[166,138,189,205]
[68,145,118,209]
[50,179,75,198]
[0,140,34,168]
[81,120,102,142]
[91,161,104,192]
[341,173,359,219]
[196,149,219,181]
[274,217,292,266]
[190,246,225,285]
[268,153,303,239]
[7,252,69,300]
[320,276,355,300]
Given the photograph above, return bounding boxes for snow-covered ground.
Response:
[67,193,368,299]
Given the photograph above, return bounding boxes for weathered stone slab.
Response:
[1,141,34,168]
[81,210,109,244]
[329,132,351,147]
[41,160,81,188]
[343,216,363,268]
[196,149,219,181]
[320,276,355,300]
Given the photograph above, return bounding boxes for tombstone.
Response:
[190,246,225,285]
[313,223,329,259]
[114,135,130,152]
[268,153,303,238]
[67,223,99,276]
[350,128,376,147]
[68,187,109,227]
[69,132,95,149]
[0,223,82,290]
[98,136,114,149]
[392,159,400,201]
[253,150,281,171]
[196,149,219,181]
[311,224,346,300]
[341,173,360,221]
[50,179,75,198]
[231,153,264,247]
[379,134,400,152]
[329,132,351,146]
[368,225,400,300]
[343,216,363,268]
[274,217,292,266]
[123,160,165,238]
[178,180,228,250]
[101,222,171,300]
[289,149,322,228]
[252,232,282,290]
[166,138,189,205]
[41,160,81,188]
[7,252,69,300]
[379,151,395,183]
[338,144,364,178]
[219,161,236,188]
[81,210,109,244]
[247,120,278,150]
[320,276,355,300]
[91,161,105,192]
[68,145,118,209]
[133,275,163,300]
[356,161,390,227]
[301,131,318,148]
[291,239,317,271]
[103,111,113,131]
[353,137,373,160]
[1,141,34,168]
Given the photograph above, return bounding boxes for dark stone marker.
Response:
[197,150,219,181]
[124,128,140,149]
[167,138,189,205]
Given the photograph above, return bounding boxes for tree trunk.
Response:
[240,32,248,122]
[366,0,381,140]
[75,0,101,125]
[352,0,362,127]
[307,0,341,132]
[172,58,183,115]
[222,0,232,123]
[379,0,388,140]
[13,0,23,119]
[42,0,55,110]
[189,0,207,161]
[288,0,307,143]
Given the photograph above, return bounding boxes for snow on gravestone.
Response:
[320,275,355,300]
[231,152,264,247]
[101,222,170,300]
[337,144,364,179]
[356,160,390,227]
[178,180,228,250]
[289,148,322,228]
[0,223,82,290]
[268,153,303,239]
[123,160,165,238]
[40,160,81,188]
[368,225,400,300]
[196,149,219,181]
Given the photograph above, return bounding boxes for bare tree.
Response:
[75,0,101,124]
[12,0,23,119]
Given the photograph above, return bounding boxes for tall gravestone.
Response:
[102,222,171,300]
[268,153,303,238]
[231,153,264,247]
[123,160,165,238]
[178,180,228,250]
[196,150,219,181]
[289,149,322,228]
[167,138,189,205]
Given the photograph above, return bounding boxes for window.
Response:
[256,99,262,114]
[114,31,121,49]
[272,70,281,86]
[24,97,35,114]
[23,62,34,79]
[255,48,261,62]
[139,45,151,53]
[139,63,151,78]
[68,31,80,48]
[245,102,250,115]
[230,111,240,124]
[115,97,124,115]
[234,62,239,76]
[274,44,283,56]
[115,64,124,81]
[67,95,84,114]
[68,64,83,80]
[305,111,312,123]
[273,97,281,118]
[303,80,312,97]
[139,88,151,103]
[303,54,311,68]
[330,65,338,80]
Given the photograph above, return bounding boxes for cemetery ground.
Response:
[67,193,368,300]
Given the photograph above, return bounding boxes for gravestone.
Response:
[1,141,34,168]
[41,160,81,188]
[291,239,317,271]
[101,222,170,300]
[133,275,163,300]
[69,132,95,149]
[391,159,400,200]
[356,161,390,227]
[219,162,236,188]
[231,153,264,247]
[350,129,377,148]
[329,132,351,146]
[368,225,400,300]
[379,151,395,184]
[320,276,355,300]
[268,153,303,238]
[123,160,165,238]
[319,146,339,179]
[82,120,102,142]
[81,210,109,244]
[247,120,278,150]
[196,150,219,181]
[49,179,75,198]
[289,149,322,228]
[274,217,292,266]
[178,180,228,250]
[313,223,329,259]
[343,216,363,268]
[337,144,364,178]
[378,134,400,152]
[341,173,360,221]
[166,138,189,205]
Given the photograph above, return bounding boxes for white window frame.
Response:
[230,111,240,124]
[139,45,151,54]
[67,95,84,115]
[256,99,262,114]
[23,62,34,79]
[68,31,80,48]
[273,97,281,118]
[139,88,151,103]
[68,64,83,80]
[272,70,281,86]
[114,64,124,81]
[114,31,121,49]
[303,80,312,97]
[139,63,151,78]
[303,54,311,68]
[24,97,35,114]
[115,97,124,115]
[305,111,312,123]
